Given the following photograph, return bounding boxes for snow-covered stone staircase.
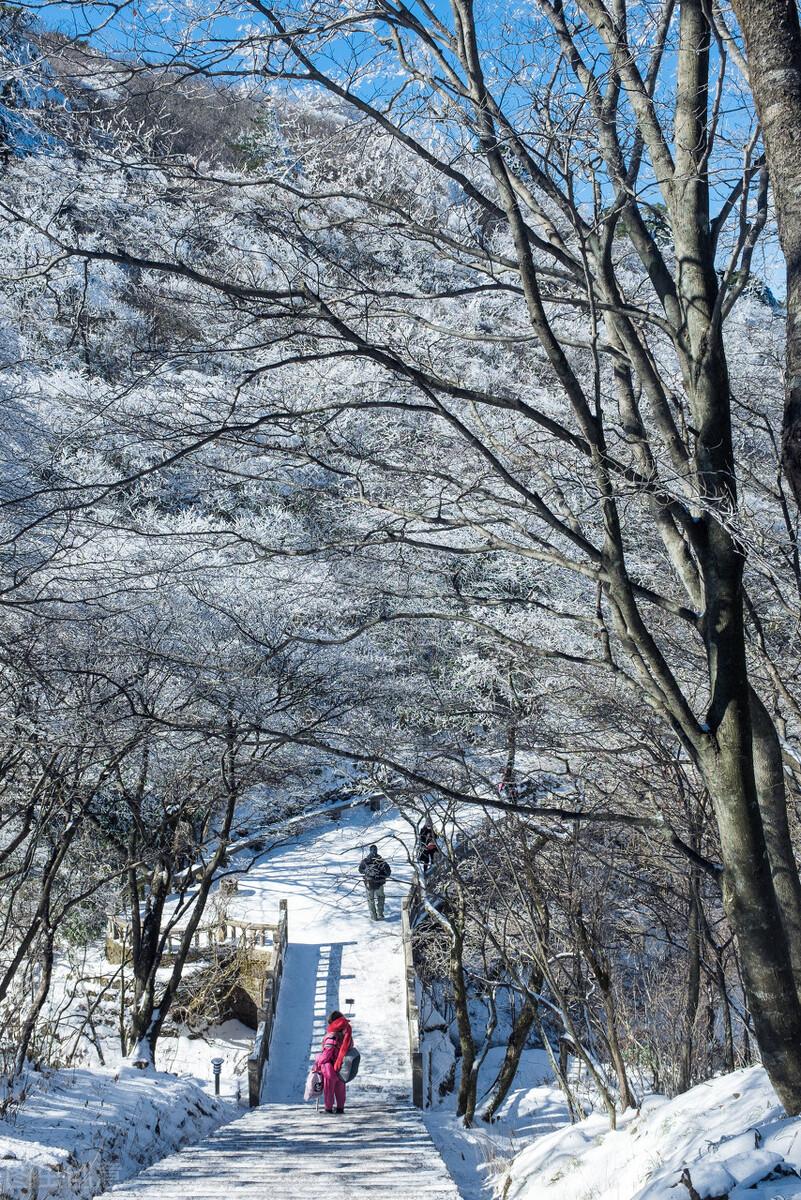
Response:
[96,1099,461,1198]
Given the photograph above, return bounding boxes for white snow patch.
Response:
[502,1065,801,1200]
[0,1064,237,1199]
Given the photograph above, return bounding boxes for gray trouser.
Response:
[366,884,385,919]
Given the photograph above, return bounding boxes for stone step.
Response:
[96,1100,461,1198]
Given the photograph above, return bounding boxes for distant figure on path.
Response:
[358,844,392,919]
[314,1010,353,1113]
[417,823,438,874]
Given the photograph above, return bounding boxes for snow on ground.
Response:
[423,1049,571,1200]
[0,1065,237,1200]
[157,801,420,1102]
[220,810,801,1200]
[501,1065,801,1200]
[155,1019,255,1099]
[205,807,801,1200]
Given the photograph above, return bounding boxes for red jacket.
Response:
[314,1016,353,1073]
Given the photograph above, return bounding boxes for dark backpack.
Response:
[361,855,391,886]
[338,1045,361,1083]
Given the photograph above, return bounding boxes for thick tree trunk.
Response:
[14,934,55,1077]
[678,871,701,1093]
[128,862,170,1058]
[481,989,538,1122]
[451,925,477,1123]
[729,0,801,510]
[704,721,801,1112]
[666,0,801,1111]
[699,525,801,1111]
[750,688,801,992]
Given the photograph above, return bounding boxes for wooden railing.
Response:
[247,898,289,1106]
[401,887,426,1108]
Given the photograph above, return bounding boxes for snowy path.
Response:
[94,1102,460,1197]
[96,807,462,1199]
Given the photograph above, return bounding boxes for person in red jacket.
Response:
[313,1010,353,1113]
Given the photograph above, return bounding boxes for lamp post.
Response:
[211,1056,224,1095]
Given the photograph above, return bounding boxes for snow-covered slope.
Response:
[423,1049,572,1199]
[502,1066,801,1200]
[0,1065,236,1199]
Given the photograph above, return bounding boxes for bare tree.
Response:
[5,0,801,1109]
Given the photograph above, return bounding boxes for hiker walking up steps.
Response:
[314,1010,353,1114]
[358,844,391,920]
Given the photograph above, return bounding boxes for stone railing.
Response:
[217,919,275,948]
[247,898,288,1106]
[105,907,277,966]
[105,916,226,965]
[401,886,426,1108]
[105,897,289,1069]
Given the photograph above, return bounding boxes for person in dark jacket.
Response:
[358,844,391,919]
[417,823,438,874]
